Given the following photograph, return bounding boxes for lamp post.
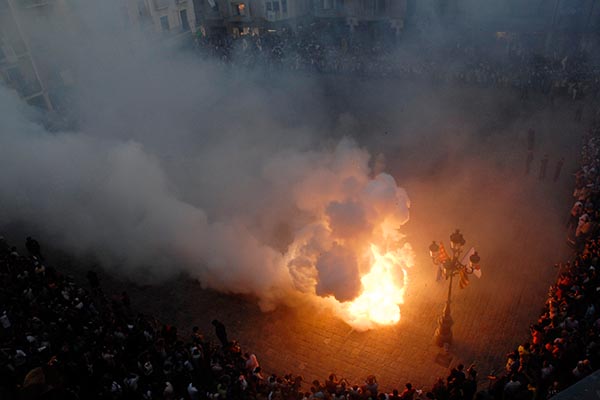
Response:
[429,229,481,347]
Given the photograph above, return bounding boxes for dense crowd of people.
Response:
[484,124,600,400]
[0,235,445,399]
[195,26,600,100]
[0,236,315,400]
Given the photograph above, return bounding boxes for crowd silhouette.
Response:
[195,26,600,102]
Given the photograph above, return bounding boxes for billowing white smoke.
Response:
[284,169,411,305]
[0,0,411,328]
[0,93,410,317]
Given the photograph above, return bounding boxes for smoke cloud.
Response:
[0,1,415,327]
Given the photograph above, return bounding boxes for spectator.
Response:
[400,382,416,399]
[212,319,229,347]
[25,236,43,260]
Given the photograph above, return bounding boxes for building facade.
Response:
[125,0,197,34]
[1,0,201,115]
[192,0,311,36]
[190,0,406,38]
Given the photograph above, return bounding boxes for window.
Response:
[232,3,246,16]
[336,0,344,10]
[281,0,287,13]
[272,1,279,12]
[323,0,333,9]
[153,0,169,10]
[180,9,190,31]
[160,15,170,31]
[377,0,385,12]
[266,1,272,11]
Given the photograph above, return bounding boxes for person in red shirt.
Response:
[400,382,416,400]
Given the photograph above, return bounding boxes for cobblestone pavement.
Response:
[127,90,585,390]
[115,159,577,393]
[52,103,582,394]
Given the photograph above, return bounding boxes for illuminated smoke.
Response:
[0,0,415,330]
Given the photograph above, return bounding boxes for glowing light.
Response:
[342,243,413,327]
[283,170,413,330]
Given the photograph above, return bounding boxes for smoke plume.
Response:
[0,1,414,329]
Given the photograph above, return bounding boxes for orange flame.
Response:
[340,243,413,328]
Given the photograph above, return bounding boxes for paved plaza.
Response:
[20,85,585,394]
[116,156,577,393]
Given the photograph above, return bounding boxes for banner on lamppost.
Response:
[459,269,470,289]
[435,242,451,281]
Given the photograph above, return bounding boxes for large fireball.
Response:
[285,157,414,330]
[344,243,413,326]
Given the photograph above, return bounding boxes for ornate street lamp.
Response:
[429,229,481,347]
